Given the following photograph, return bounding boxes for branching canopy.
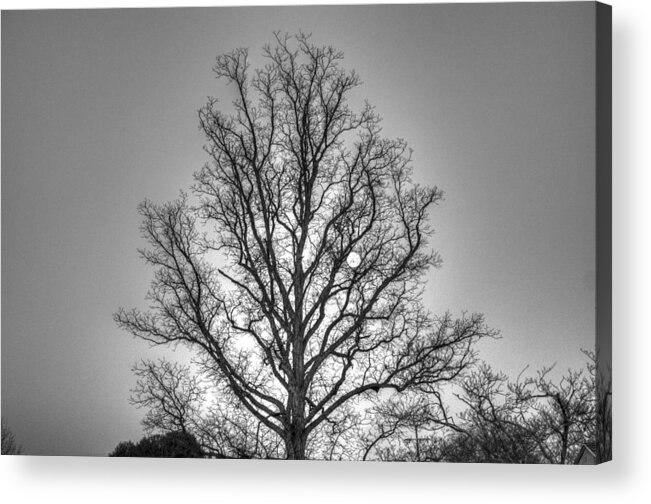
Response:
[115,33,494,459]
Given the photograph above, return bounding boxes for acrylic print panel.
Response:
[1,2,611,463]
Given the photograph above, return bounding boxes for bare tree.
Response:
[584,350,612,463]
[513,363,593,464]
[1,418,22,455]
[130,359,283,458]
[439,355,596,464]
[130,359,204,435]
[450,363,543,463]
[359,391,459,461]
[115,32,494,460]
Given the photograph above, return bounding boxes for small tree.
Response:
[109,431,204,458]
[130,359,204,435]
[450,364,543,463]
[437,355,597,464]
[360,392,456,461]
[1,418,22,455]
[129,359,284,458]
[585,350,612,463]
[116,32,495,460]
[514,363,593,464]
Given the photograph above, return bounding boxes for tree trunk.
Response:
[285,374,307,459]
[285,425,307,460]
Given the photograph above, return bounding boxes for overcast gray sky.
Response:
[2,3,597,456]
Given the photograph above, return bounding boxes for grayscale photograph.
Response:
[1,2,611,462]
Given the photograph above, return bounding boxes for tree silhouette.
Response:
[585,351,612,463]
[130,359,203,436]
[1,418,22,455]
[359,392,456,461]
[450,363,546,463]
[428,355,597,464]
[109,431,204,458]
[129,359,283,458]
[512,361,594,464]
[115,32,495,460]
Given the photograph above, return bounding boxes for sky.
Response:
[2,3,597,456]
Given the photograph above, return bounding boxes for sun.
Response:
[347,251,361,269]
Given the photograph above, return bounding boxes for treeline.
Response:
[110,351,611,463]
[361,351,611,464]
